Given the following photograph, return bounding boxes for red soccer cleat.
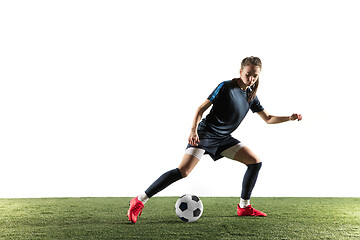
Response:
[237,204,267,217]
[127,197,144,223]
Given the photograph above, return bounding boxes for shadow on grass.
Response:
[120,214,244,226]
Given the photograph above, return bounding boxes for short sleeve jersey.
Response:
[201,80,264,136]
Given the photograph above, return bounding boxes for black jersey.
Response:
[199,80,264,136]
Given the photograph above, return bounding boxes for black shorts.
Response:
[186,124,240,161]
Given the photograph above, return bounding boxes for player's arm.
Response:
[257,110,302,124]
[188,99,212,146]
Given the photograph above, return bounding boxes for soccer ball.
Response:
[175,194,203,222]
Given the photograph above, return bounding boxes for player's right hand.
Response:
[188,131,200,146]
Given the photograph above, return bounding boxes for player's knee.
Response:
[248,155,261,165]
[178,167,191,178]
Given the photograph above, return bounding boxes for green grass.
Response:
[0,197,359,239]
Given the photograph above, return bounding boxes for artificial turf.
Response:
[0,197,359,239]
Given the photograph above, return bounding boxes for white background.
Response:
[1,0,359,198]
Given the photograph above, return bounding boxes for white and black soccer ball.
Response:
[175,194,203,222]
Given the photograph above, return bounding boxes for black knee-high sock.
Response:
[241,162,262,200]
[145,168,183,198]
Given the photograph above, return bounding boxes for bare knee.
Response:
[178,167,191,178]
[233,146,262,165]
[248,156,261,165]
[178,154,199,178]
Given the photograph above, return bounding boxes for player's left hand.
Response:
[290,113,302,121]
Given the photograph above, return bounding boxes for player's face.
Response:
[240,65,261,87]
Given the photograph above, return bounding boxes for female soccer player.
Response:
[127,56,302,223]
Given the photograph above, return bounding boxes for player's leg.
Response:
[178,148,204,177]
[127,148,204,223]
[231,146,262,205]
[221,144,266,216]
[221,143,260,165]
[143,153,200,200]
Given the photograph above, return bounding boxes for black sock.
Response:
[241,162,262,200]
[145,168,183,198]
